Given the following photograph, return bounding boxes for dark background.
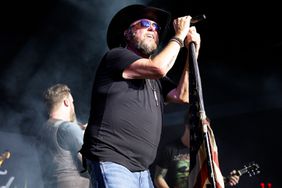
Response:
[0,0,281,187]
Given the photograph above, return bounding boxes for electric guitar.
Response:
[235,162,260,177]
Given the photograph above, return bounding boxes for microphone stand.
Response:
[188,42,217,188]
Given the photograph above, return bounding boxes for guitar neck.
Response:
[237,168,248,176]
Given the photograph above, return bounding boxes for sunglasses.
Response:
[130,19,161,32]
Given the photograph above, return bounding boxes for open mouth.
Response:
[146,34,154,39]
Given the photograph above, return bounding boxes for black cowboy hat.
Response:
[107,4,171,49]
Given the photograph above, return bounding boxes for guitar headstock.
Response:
[238,162,260,177]
[0,151,11,167]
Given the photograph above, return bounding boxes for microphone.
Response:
[191,14,206,24]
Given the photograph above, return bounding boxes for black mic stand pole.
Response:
[189,42,217,188]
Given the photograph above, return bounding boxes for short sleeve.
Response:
[57,122,84,153]
[104,47,141,74]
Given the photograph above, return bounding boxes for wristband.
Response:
[170,36,184,47]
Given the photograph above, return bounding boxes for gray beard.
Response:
[130,32,158,56]
[135,39,157,56]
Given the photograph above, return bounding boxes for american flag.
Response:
[188,118,225,188]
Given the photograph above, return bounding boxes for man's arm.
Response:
[165,49,189,104]
[166,26,201,104]
[154,165,170,188]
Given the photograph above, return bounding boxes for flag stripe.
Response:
[208,126,225,188]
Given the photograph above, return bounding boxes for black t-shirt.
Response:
[81,47,175,171]
[156,139,190,188]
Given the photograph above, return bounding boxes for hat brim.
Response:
[107,4,171,49]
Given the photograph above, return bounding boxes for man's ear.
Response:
[63,98,69,107]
